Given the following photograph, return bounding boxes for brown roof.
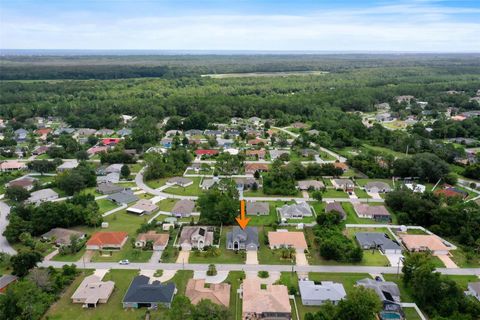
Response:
[136,231,169,247]
[268,231,307,250]
[400,234,451,252]
[185,279,230,307]
[87,232,128,246]
[242,278,291,316]
[0,161,26,170]
[246,149,266,157]
[7,177,36,188]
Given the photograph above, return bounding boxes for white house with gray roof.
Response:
[278,202,312,220]
[26,188,59,205]
[299,280,346,306]
[226,226,259,251]
[365,181,392,193]
[355,232,402,254]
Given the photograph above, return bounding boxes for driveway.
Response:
[367,191,382,200]
[385,253,404,267]
[0,201,16,255]
[176,250,190,263]
[149,250,162,263]
[296,250,308,266]
[436,254,459,268]
[246,251,258,265]
[193,270,229,283]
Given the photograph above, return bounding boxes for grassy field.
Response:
[450,249,480,268]
[355,178,395,187]
[243,188,301,197]
[308,272,371,294]
[246,201,284,226]
[145,177,169,189]
[322,189,349,198]
[156,198,178,212]
[353,188,371,199]
[96,199,119,214]
[189,226,245,264]
[343,202,382,224]
[90,245,152,263]
[163,177,203,196]
[404,308,423,320]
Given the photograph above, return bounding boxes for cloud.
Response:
[0,1,479,51]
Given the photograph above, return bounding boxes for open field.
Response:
[202,70,328,78]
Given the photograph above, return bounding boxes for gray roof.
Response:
[355,232,401,251]
[172,199,195,216]
[27,188,58,203]
[167,177,193,186]
[0,275,18,289]
[278,202,312,217]
[246,201,269,215]
[227,226,259,248]
[123,275,176,304]
[41,228,85,245]
[269,149,289,160]
[297,180,324,190]
[97,183,125,194]
[325,202,346,219]
[468,282,480,294]
[365,181,392,192]
[299,280,346,302]
[107,190,139,204]
[356,278,401,303]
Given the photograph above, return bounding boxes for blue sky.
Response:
[1,0,479,51]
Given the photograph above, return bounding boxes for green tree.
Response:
[120,164,131,179]
[336,286,382,320]
[11,251,42,277]
[5,186,30,202]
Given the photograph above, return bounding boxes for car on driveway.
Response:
[119,259,130,265]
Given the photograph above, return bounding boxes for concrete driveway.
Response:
[367,191,382,200]
[0,201,16,255]
[176,250,190,263]
[296,250,308,266]
[436,254,458,268]
[149,250,162,263]
[385,253,404,267]
[246,251,258,265]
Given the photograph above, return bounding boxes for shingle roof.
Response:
[268,231,307,250]
[355,232,401,251]
[186,279,230,307]
[227,226,259,247]
[87,231,128,246]
[325,202,346,218]
[299,280,346,302]
[123,275,176,303]
[278,202,312,217]
[242,279,291,315]
[356,278,400,303]
[107,190,139,204]
[172,199,195,215]
[246,201,269,215]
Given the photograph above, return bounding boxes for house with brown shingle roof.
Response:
[246,149,266,160]
[242,278,291,320]
[352,203,391,222]
[185,279,230,307]
[325,201,346,220]
[245,163,269,175]
[135,231,169,251]
[400,234,452,255]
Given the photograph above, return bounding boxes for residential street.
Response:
[0,201,17,255]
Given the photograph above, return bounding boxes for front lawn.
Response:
[96,199,119,214]
[353,188,371,199]
[257,227,297,265]
[156,198,178,212]
[163,177,203,196]
[343,202,382,224]
[90,245,152,263]
[246,201,283,226]
[145,177,169,189]
[450,248,480,268]
[322,189,349,198]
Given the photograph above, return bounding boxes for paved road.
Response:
[38,260,480,276]
[0,201,16,255]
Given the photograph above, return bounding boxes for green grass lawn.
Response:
[353,188,371,199]
[128,163,144,173]
[362,144,408,158]
[308,272,372,295]
[163,177,203,196]
[243,188,301,197]
[225,271,245,320]
[90,246,152,263]
[355,178,395,187]
[52,247,86,262]
[450,249,480,268]
[145,177,169,189]
[322,189,349,198]
[96,199,119,214]
[189,226,245,264]
[160,228,181,263]
[80,187,102,197]
[166,270,193,295]
[156,198,178,212]
[404,307,423,320]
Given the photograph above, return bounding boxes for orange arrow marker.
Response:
[235,200,250,230]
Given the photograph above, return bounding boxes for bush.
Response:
[258,271,269,278]
[206,264,217,276]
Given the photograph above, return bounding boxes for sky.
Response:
[0,0,479,52]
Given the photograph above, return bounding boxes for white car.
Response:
[119,259,130,265]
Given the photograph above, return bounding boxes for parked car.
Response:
[119,259,130,265]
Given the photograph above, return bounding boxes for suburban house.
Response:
[400,234,452,255]
[297,180,325,191]
[6,177,37,191]
[194,149,219,157]
[278,202,313,219]
[405,183,426,193]
[466,282,480,302]
[96,182,126,195]
[247,138,269,146]
[242,278,291,320]
[71,275,115,308]
[166,177,193,187]
[135,231,169,251]
[0,275,18,294]
[171,199,195,218]
[57,160,79,172]
[160,137,173,148]
[127,199,158,215]
[87,145,108,156]
[0,160,27,172]
[357,278,404,320]
[299,280,347,306]
[246,149,266,160]
[434,186,469,199]
[86,231,128,250]
[269,149,289,161]
[97,172,120,184]
[333,162,349,172]
[123,275,176,309]
[32,145,50,155]
[246,201,270,216]
[355,232,402,254]
[105,163,123,174]
[117,128,132,137]
[200,178,218,190]
[301,148,318,157]
[226,226,259,251]
[331,179,354,192]
[245,163,269,175]
[41,228,86,247]
[234,177,261,190]
[325,202,347,220]
[185,279,230,307]
[179,226,214,251]
[25,188,59,205]
[365,181,392,193]
[352,203,391,221]
[14,128,28,141]
[165,129,182,136]
[107,190,139,205]
[268,230,308,250]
